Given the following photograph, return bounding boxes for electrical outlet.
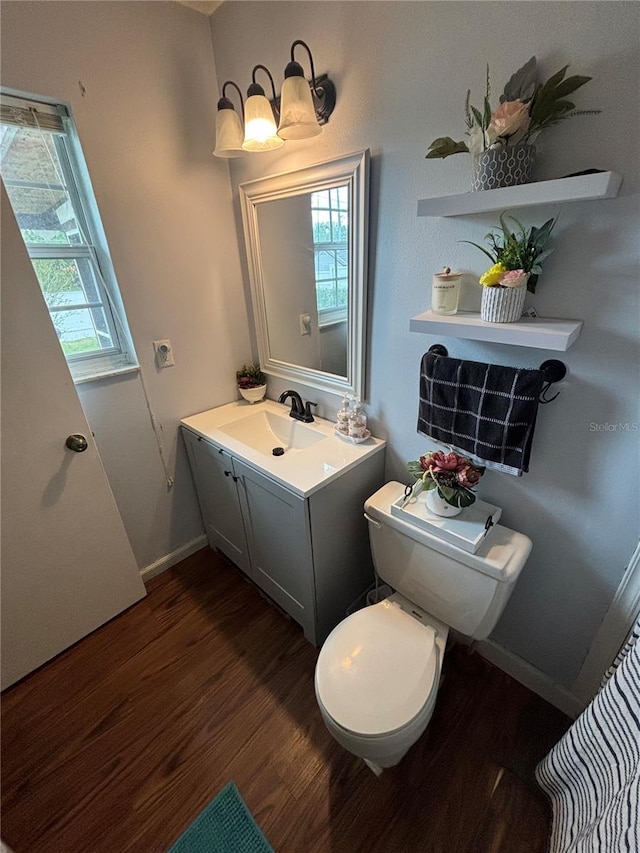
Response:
[153,339,175,367]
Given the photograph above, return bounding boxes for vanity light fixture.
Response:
[277,40,334,140]
[242,65,284,152]
[213,81,245,158]
[212,40,336,158]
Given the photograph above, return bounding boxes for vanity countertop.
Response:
[181,399,385,498]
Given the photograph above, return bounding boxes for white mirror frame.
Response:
[239,149,369,399]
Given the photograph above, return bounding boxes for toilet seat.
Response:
[315,598,440,737]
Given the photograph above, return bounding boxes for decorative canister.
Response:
[431,267,462,315]
[480,284,527,323]
[471,144,536,192]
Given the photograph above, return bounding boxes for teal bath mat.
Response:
[167,782,273,853]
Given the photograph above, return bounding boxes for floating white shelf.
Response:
[417,171,622,218]
[409,310,583,351]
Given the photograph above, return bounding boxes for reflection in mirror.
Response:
[240,150,369,398]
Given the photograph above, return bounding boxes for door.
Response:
[182,429,252,576]
[1,186,146,690]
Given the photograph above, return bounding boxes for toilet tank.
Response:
[364,483,532,640]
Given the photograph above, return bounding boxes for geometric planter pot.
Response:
[472,144,536,192]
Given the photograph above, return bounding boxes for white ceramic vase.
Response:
[480,284,527,323]
[238,384,266,404]
[425,488,462,518]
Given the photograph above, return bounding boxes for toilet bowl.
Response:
[315,594,448,770]
[314,481,532,771]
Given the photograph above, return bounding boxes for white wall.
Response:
[210,0,640,689]
[1,1,252,569]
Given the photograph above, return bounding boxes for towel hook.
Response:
[428,344,449,357]
[539,359,567,404]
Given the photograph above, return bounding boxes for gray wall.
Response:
[1,1,252,569]
[210,0,640,689]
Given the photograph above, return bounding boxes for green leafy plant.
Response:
[426,56,599,160]
[236,363,266,389]
[463,214,556,293]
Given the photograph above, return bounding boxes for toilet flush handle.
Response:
[364,512,381,528]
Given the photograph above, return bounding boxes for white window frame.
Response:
[310,188,348,327]
[0,91,138,382]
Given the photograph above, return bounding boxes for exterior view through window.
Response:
[0,93,136,380]
[310,185,348,322]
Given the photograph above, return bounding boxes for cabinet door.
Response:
[234,459,316,643]
[182,429,251,576]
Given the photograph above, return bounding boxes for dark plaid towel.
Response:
[417,351,544,476]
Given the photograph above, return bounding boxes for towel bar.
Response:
[426,345,566,402]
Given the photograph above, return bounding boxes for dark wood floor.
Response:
[1,548,570,853]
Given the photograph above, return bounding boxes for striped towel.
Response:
[536,617,640,852]
[417,350,544,476]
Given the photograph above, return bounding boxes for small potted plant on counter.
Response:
[236,363,267,404]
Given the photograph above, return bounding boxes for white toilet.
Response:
[314,481,532,773]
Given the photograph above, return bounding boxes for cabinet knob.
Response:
[224,470,231,477]
[233,476,239,483]
[197,436,202,441]
[218,448,224,454]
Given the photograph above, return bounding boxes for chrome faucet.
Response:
[278,390,317,423]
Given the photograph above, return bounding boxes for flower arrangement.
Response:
[426,56,599,160]
[408,450,485,509]
[464,213,556,294]
[236,363,266,389]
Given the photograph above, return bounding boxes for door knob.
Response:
[65,434,89,453]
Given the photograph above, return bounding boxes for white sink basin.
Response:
[182,400,385,497]
[218,410,326,456]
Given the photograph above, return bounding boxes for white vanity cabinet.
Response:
[233,457,315,638]
[181,404,385,646]
[182,430,251,576]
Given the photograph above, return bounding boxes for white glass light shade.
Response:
[213,108,245,158]
[242,95,283,152]
[277,76,322,140]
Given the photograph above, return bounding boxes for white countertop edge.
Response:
[181,399,386,498]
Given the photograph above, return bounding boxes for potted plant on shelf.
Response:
[426,56,600,191]
[464,213,556,323]
[236,363,267,404]
[408,450,485,518]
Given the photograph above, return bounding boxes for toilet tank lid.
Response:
[365,482,532,583]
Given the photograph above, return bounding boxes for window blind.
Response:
[0,96,67,134]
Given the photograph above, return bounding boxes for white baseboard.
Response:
[477,639,585,719]
[140,535,207,583]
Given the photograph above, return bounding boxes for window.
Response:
[0,93,137,381]
[311,186,349,325]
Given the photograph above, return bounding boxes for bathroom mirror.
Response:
[239,150,369,398]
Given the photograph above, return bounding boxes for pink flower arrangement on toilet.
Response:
[408,450,485,509]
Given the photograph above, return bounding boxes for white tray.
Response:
[333,428,372,444]
[391,486,502,554]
